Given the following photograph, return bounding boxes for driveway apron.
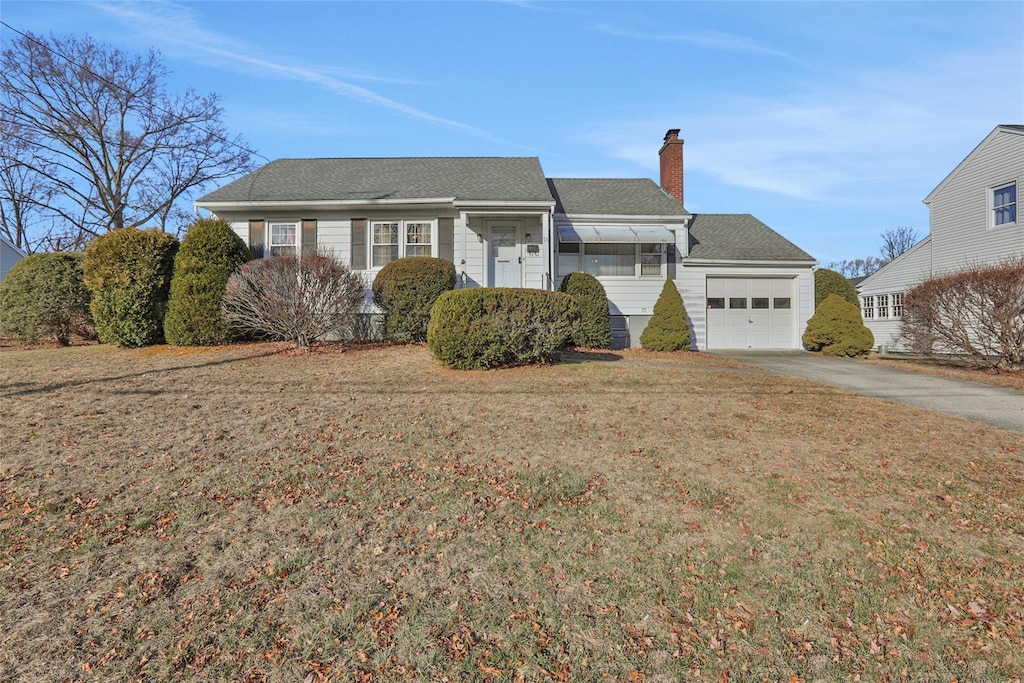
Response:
[714,351,1024,433]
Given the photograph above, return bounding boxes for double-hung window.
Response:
[862,296,874,319]
[993,182,1017,227]
[269,222,297,257]
[891,293,903,318]
[876,294,889,319]
[370,220,433,268]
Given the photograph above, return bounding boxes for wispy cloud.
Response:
[578,47,1020,205]
[592,24,791,59]
[88,1,496,140]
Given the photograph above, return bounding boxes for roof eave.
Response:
[555,212,691,222]
[683,257,818,267]
[452,199,555,209]
[195,197,458,211]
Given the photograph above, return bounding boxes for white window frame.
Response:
[559,242,666,279]
[862,295,874,320]
[269,221,298,257]
[990,181,1017,228]
[370,219,436,269]
[876,293,889,319]
[891,292,903,319]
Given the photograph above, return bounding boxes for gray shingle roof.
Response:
[687,214,815,262]
[547,178,688,216]
[197,157,553,203]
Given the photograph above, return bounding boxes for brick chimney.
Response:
[659,129,684,206]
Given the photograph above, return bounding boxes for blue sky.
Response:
[3,1,1022,263]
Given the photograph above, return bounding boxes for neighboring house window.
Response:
[993,182,1017,226]
[862,296,874,319]
[370,220,435,268]
[270,222,297,257]
[892,293,903,318]
[876,294,889,319]
[568,242,665,278]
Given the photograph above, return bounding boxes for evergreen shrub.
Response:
[427,288,580,369]
[802,293,874,357]
[0,252,93,344]
[814,268,859,307]
[640,280,692,351]
[558,271,611,349]
[164,217,251,346]
[372,257,456,342]
[83,228,179,347]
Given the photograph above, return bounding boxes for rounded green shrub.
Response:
[640,279,692,351]
[83,228,179,347]
[372,257,456,342]
[164,217,251,346]
[0,252,93,344]
[802,293,874,357]
[814,267,859,308]
[427,288,580,370]
[558,271,611,349]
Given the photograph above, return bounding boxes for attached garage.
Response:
[706,277,797,349]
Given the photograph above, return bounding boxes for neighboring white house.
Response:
[0,235,27,282]
[195,130,817,350]
[859,125,1024,351]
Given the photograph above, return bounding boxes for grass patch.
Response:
[1,343,1022,681]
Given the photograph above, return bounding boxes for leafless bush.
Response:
[222,253,366,348]
[901,256,1024,369]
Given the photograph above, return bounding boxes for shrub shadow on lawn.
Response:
[558,350,623,364]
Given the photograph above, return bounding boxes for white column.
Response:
[459,210,468,287]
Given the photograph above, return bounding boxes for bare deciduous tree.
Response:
[0,31,256,246]
[880,226,920,262]
[222,253,367,349]
[901,257,1024,369]
[825,256,887,279]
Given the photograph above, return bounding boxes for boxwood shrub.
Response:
[83,228,179,347]
[164,217,251,346]
[814,267,859,307]
[558,271,611,349]
[0,252,93,345]
[640,279,692,351]
[427,288,580,369]
[802,293,874,357]
[372,257,456,342]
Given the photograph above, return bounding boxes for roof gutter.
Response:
[195,197,458,210]
[683,258,819,267]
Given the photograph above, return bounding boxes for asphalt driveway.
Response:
[714,350,1024,433]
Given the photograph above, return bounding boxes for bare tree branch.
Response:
[0,31,257,247]
[880,226,920,262]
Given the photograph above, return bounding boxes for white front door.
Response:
[488,222,521,288]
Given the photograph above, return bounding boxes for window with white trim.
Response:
[270,222,297,257]
[891,293,903,318]
[562,242,666,278]
[876,294,889,319]
[992,182,1017,227]
[862,296,874,319]
[370,219,434,268]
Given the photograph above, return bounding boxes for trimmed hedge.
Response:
[165,217,251,346]
[0,252,93,344]
[558,271,611,349]
[814,267,859,307]
[372,257,456,342]
[427,288,580,369]
[802,293,874,357]
[83,228,179,347]
[640,279,692,351]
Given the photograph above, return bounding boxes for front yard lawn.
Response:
[2,344,1021,681]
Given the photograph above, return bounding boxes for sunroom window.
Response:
[584,243,635,277]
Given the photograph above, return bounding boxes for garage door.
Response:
[706,278,796,349]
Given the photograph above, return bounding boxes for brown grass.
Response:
[1,344,1021,682]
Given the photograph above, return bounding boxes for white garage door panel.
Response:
[707,278,796,349]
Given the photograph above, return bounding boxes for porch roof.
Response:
[556,225,675,243]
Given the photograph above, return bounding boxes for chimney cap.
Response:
[664,129,681,142]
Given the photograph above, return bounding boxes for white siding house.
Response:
[859,125,1024,351]
[196,130,818,350]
